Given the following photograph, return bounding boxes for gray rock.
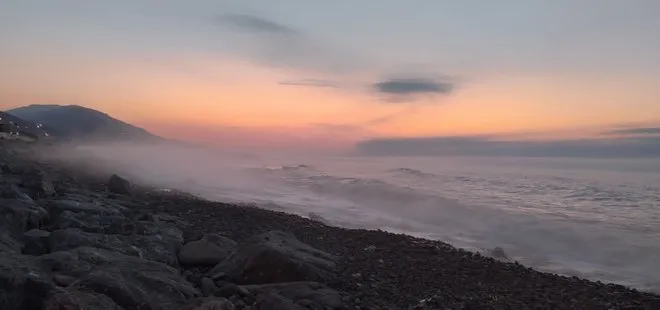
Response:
[0,228,22,253]
[243,282,344,310]
[43,198,127,217]
[37,247,200,309]
[48,228,181,266]
[108,174,131,195]
[210,231,336,285]
[0,163,12,174]
[0,182,33,201]
[254,293,307,310]
[179,297,235,310]
[179,234,237,266]
[22,228,50,255]
[43,288,125,310]
[0,253,57,310]
[20,169,56,198]
[0,199,49,234]
[201,277,218,297]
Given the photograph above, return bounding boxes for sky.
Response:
[1,1,660,152]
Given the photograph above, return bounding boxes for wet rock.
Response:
[201,277,218,297]
[0,228,22,253]
[37,247,200,309]
[50,210,127,234]
[254,293,307,310]
[20,169,56,198]
[179,234,237,266]
[242,282,344,310]
[22,228,50,255]
[0,182,33,200]
[43,198,127,217]
[0,199,49,234]
[180,297,235,310]
[43,288,125,310]
[0,253,57,310]
[0,163,12,174]
[209,231,336,284]
[48,228,181,266]
[108,174,131,195]
[213,282,251,298]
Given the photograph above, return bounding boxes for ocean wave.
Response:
[388,167,434,177]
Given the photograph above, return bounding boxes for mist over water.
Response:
[55,142,660,293]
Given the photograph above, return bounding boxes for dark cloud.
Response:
[601,127,660,136]
[215,14,456,102]
[372,77,455,102]
[278,79,341,89]
[374,78,454,95]
[356,136,660,158]
[216,14,297,35]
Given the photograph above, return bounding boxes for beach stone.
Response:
[18,169,56,198]
[43,198,127,217]
[209,231,337,284]
[0,182,33,200]
[180,297,235,310]
[254,293,307,310]
[0,163,12,174]
[108,174,131,195]
[0,228,22,253]
[179,234,237,266]
[37,247,200,309]
[43,288,125,310]
[22,228,50,255]
[0,253,57,310]
[47,228,181,266]
[242,282,344,310]
[0,199,49,234]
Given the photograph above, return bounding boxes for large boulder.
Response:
[0,253,57,310]
[43,198,127,217]
[243,282,344,310]
[0,199,49,234]
[179,234,237,266]
[22,228,51,255]
[43,288,125,310]
[0,228,22,253]
[19,169,56,198]
[108,174,132,195]
[37,247,200,309]
[48,228,181,266]
[209,231,336,284]
[49,210,128,234]
[179,297,235,310]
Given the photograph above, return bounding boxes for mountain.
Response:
[7,105,161,142]
[0,111,59,140]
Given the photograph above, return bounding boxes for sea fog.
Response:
[50,142,660,293]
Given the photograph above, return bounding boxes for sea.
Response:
[70,144,660,293]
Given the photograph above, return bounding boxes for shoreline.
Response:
[2,140,659,309]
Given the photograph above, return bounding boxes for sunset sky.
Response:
[1,1,659,149]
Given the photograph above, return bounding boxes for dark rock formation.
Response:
[48,228,181,266]
[179,233,237,266]
[22,228,51,255]
[108,174,132,195]
[209,231,337,284]
[0,254,56,310]
[242,282,344,310]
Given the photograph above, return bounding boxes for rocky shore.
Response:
[1,139,659,309]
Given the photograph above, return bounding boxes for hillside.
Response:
[0,111,59,140]
[8,104,160,141]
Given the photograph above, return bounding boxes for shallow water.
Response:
[70,144,660,293]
